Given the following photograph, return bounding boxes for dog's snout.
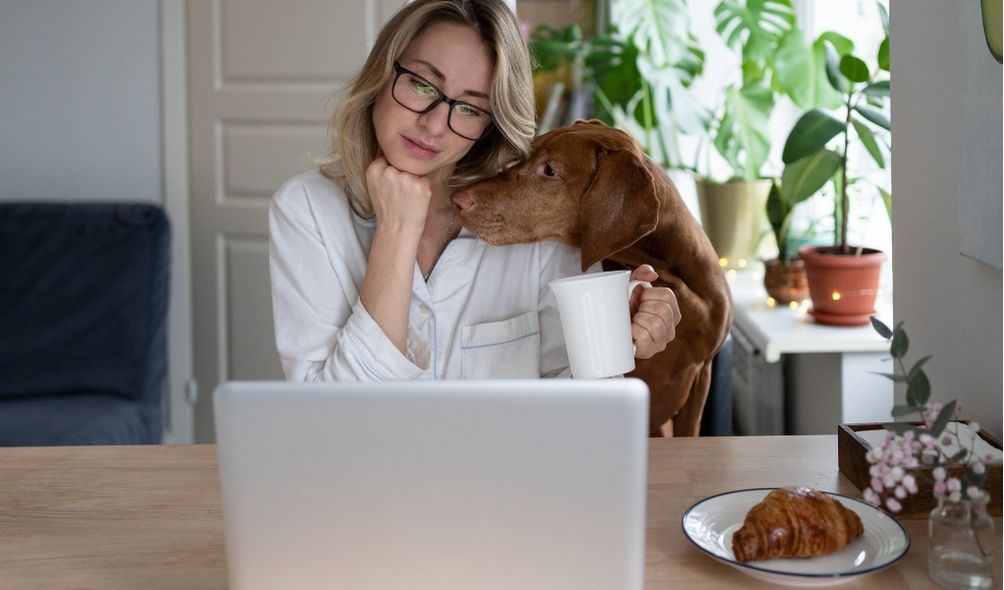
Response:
[451,189,475,212]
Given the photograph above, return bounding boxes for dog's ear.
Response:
[578,149,660,271]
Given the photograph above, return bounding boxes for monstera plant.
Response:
[696,0,843,270]
[528,0,706,169]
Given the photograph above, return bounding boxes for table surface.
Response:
[0,436,999,589]
[728,269,893,362]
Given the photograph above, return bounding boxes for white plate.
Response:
[681,488,910,587]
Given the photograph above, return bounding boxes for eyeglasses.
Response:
[390,61,494,141]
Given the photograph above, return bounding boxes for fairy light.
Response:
[719,257,729,268]
[832,292,842,301]
[737,258,748,269]
[788,301,799,310]
[727,269,737,279]
[798,300,811,316]
[766,297,777,307]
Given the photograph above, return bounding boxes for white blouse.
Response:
[268,170,597,382]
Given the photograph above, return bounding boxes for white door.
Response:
[187,0,405,442]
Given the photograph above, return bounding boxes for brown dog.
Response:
[451,120,733,437]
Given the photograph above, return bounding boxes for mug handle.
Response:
[627,279,652,356]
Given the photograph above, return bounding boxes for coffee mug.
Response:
[549,270,652,379]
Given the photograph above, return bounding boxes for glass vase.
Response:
[928,492,996,589]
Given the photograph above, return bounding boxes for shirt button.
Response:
[418,304,431,315]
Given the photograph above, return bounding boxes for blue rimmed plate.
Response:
[681,488,910,587]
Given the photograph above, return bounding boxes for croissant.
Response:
[732,487,864,562]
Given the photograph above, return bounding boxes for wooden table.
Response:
[0,436,999,589]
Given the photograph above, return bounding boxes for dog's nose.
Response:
[451,189,475,212]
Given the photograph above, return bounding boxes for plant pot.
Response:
[799,246,886,326]
[762,257,809,304]
[696,178,772,270]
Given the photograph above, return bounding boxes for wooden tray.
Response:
[838,422,1002,518]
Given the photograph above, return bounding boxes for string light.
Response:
[766,297,777,307]
[832,292,842,301]
[737,258,748,269]
[727,269,737,279]
[719,257,729,268]
[788,301,799,309]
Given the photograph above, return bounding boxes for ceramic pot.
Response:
[928,492,996,589]
[762,258,809,304]
[799,246,885,326]
[696,178,772,270]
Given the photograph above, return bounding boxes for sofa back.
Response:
[0,203,169,406]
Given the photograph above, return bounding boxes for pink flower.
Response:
[967,486,984,500]
[985,453,996,463]
[933,467,946,481]
[946,478,962,494]
[871,477,885,493]
[972,461,986,475]
[934,480,947,495]
[885,497,902,513]
[894,485,907,499]
[863,488,881,507]
[902,474,918,494]
[941,435,953,446]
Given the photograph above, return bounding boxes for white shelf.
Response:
[728,267,893,363]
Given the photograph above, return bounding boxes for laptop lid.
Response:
[214,379,649,590]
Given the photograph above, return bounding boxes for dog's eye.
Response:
[540,163,557,178]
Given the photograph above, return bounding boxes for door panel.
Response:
[188,0,405,441]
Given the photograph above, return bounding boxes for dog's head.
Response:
[452,120,660,270]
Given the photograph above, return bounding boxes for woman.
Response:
[269,0,680,381]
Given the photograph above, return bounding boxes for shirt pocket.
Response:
[460,311,541,379]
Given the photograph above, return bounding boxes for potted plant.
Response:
[780,21,891,326]
[695,0,842,270]
[528,0,706,169]
[528,0,710,221]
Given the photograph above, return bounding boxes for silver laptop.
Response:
[214,379,649,590]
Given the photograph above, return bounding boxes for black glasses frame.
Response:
[391,61,494,141]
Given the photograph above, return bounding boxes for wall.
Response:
[0,0,162,203]
[892,0,1003,438]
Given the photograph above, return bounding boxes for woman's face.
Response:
[372,21,495,182]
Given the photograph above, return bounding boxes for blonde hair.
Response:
[320,0,536,219]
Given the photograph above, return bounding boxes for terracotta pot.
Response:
[799,246,886,326]
[762,258,809,304]
[695,178,772,269]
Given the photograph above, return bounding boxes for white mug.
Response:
[549,270,651,379]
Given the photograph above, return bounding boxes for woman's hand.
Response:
[365,155,432,233]
[628,265,681,359]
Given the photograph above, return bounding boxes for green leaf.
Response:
[863,80,890,98]
[824,40,849,93]
[782,109,844,164]
[871,371,909,383]
[950,448,970,463]
[930,400,958,437]
[878,186,892,221]
[909,355,933,377]
[839,54,870,83]
[714,83,773,179]
[714,0,796,63]
[766,180,792,258]
[615,0,690,67]
[854,104,891,131]
[892,404,919,417]
[853,119,885,168]
[878,3,889,35]
[908,369,932,406]
[871,316,893,339]
[891,326,909,359]
[878,37,890,71]
[772,28,839,109]
[780,150,841,203]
